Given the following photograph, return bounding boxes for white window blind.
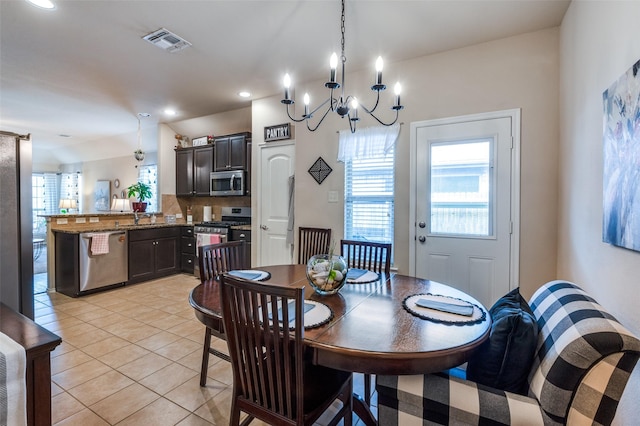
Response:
[343,128,396,261]
[138,164,158,212]
[32,173,56,237]
[59,172,82,211]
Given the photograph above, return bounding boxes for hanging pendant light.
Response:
[281,0,404,133]
[134,113,149,162]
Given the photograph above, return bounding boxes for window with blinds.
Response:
[59,172,82,211]
[32,172,82,236]
[344,145,395,261]
[138,164,158,212]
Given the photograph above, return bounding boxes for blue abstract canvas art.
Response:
[603,59,640,251]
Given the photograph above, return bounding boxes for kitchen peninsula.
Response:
[46,211,193,297]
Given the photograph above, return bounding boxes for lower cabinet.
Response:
[181,226,196,274]
[128,227,180,284]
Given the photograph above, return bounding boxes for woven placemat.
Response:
[227,270,271,281]
[263,300,333,330]
[403,293,487,325]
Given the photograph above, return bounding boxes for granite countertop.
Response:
[42,211,164,219]
[52,223,190,234]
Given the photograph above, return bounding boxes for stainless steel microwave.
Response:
[210,170,245,196]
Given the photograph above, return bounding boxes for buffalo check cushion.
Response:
[377,280,640,425]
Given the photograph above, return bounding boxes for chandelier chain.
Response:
[340,0,346,63]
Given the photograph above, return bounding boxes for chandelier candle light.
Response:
[281,0,403,133]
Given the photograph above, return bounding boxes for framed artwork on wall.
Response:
[94,180,111,211]
[602,59,640,251]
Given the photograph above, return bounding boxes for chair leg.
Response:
[364,373,371,406]
[200,327,212,386]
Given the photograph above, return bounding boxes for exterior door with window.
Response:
[411,111,519,308]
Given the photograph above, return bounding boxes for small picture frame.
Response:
[192,136,208,146]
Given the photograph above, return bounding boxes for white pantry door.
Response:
[259,142,295,266]
[410,110,520,308]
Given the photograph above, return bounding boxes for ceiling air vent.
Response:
[142,28,191,53]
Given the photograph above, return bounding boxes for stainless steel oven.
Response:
[193,207,251,277]
[210,170,245,196]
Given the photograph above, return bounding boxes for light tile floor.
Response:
[35,273,376,425]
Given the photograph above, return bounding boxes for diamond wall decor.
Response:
[308,157,332,185]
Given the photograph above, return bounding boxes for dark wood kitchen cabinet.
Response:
[181,226,196,274]
[214,132,251,172]
[176,145,214,196]
[128,227,180,284]
[175,148,194,196]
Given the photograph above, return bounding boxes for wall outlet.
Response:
[176,213,183,219]
[328,190,339,203]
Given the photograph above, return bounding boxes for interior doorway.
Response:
[258,142,295,266]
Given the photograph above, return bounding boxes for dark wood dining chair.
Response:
[220,274,353,426]
[198,240,246,281]
[340,239,392,406]
[298,226,332,264]
[195,240,246,386]
[340,239,392,274]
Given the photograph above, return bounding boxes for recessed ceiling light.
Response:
[238,91,251,98]
[164,108,177,116]
[26,0,55,9]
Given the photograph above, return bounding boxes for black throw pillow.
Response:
[466,288,539,395]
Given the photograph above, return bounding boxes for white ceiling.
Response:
[0,0,570,165]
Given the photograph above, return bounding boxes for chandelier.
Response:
[281,0,403,133]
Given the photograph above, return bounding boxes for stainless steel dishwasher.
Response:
[79,231,128,291]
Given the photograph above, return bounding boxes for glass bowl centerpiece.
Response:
[306,253,348,295]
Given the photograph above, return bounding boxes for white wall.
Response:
[559,3,640,422]
[79,152,157,213]
[268,28,560,298]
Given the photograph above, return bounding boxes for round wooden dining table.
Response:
[189,264,491,425]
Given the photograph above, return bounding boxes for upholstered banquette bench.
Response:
[376,280,640,425]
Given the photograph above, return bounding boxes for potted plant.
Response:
[126,182,152,212]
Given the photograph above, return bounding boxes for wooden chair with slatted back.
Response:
[198,240,246,281]
[194,240,246,386]
[220,273,353,426]
[340,239,392,406]
[340,239,391,274]
[298,227,332,264]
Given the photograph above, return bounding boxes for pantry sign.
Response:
[264,123,291,142]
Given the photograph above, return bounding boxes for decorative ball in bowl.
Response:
[306,254,349,295]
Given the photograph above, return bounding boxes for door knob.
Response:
[418,221,426,228]
[260,225,269,230]
[418,236,426,243]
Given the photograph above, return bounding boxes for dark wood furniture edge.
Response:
[1,303,62,426]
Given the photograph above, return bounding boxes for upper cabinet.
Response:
[175,132,251,197]
[214,132,251,171]
[175,148,194,197]
[175,145,214,197]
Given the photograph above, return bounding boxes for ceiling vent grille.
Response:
[142,28,191,53]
